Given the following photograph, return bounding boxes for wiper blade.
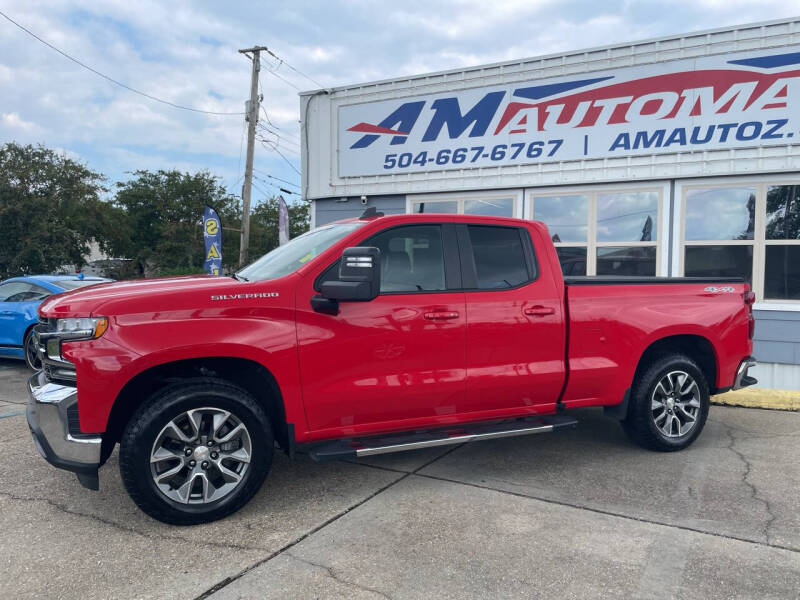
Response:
[232,273,249,282]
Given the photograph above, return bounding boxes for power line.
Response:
[259,105,288,133]
[254,175,298,195]
[259,139,301,176]
[0,9,244,116]
[262,67,302,91]
[251,180,274,200]
[257,125,301,150]
[256,84,288,133]
[258,136,300,155]
[263,47,327,89]
[253,169,300,189]
[258,122,300,144]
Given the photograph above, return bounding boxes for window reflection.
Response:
[597,192,658,242]
[597,247,656,276]
[413,201,458,214]
[533,195,589,243]
[685,245,753,284]
[685,187,755,241]
[765,246,800,300]
[464,197,514,217]
[766,185,800,240]
[555,247,587,276]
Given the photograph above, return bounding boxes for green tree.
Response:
[0,143,121,279]
[112,170,241,277]
[247,196,311,262]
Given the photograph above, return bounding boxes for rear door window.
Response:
[467,225,533,290]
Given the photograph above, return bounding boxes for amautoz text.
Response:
[609,119,791,152]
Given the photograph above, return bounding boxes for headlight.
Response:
[54,317,109,340]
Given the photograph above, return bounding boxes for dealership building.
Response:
[300,18,800,391]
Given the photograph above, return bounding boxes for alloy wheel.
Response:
[149,407,252,504]
[651,370,701,438]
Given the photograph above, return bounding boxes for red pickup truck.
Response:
[27,212,757,524]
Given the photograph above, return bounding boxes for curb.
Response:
[712,388,800,411]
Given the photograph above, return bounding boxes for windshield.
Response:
[237,222,365,282]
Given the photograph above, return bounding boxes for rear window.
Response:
[467,225,533,290]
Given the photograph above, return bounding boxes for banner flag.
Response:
[278,195,290,246]
[203,205,223,276]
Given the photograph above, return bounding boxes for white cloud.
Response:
[2,112,37,131]
[0,0,797,191]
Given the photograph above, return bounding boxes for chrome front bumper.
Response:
[26,370,101,489]
[733,357,758,391]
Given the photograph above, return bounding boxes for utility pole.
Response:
[238,46,267,267]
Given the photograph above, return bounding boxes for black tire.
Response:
[621,353,710,452]
[23,327,41,371]
[119,379,273,525]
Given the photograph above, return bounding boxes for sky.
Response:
[1,0,798,209]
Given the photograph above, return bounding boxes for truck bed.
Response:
[564,276,745,285]
[560,275,751,410]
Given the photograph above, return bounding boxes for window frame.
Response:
[313,222,538,295]
[407,189,523,219]
[456,223,539,292]
[314,223,462,296]
[674,175,800,306]
[526,182,668,276]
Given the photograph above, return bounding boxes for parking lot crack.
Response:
[285,551,395,599]
[407,472,799,554]
[720,423,778,545]
[196,449,464,598]
[0,491,263,552]
[195,471,410,599]
[709,418,800,440]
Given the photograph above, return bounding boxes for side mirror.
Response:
[319,246,381,302]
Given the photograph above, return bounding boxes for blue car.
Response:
[0,275,111,370]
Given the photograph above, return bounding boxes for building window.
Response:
[764,184,800,300]
[410,192,519,218]
[682,187,756,284]
[531,188,661,276]
[412,200,459,214]
[533,194,588,275]
[679,182,800,302]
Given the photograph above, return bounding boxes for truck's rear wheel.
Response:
[622,353,710,452]
[119,379,273,525]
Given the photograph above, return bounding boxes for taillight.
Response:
[744,289,755,339]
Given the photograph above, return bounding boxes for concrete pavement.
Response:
[0,358,797,599]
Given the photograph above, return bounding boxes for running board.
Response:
[308,414,577,462]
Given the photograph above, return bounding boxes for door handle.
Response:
[524,305,555,317]
[424,311,460,321]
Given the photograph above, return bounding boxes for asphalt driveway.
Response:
[0,358,798,599]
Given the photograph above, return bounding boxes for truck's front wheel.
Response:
[120,379,273,525]
[622,353,710,452]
